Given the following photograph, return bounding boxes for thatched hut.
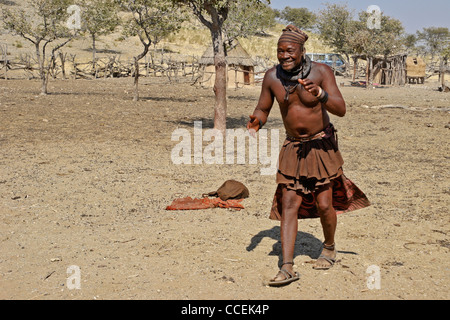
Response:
[199,41,255,88]
[406,56,426,84]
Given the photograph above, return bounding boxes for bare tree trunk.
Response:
[190,2,229,132]
[212,35,227,132]
[34,42,48,95]
[59,51,66,80]
[92,34,98,78]
[72,56,78,80]
[92,34,97,66]
[1,43,8,80]
[134,57,140,101]
[43,65,50,94]
[38,38,72,95]
[41,78,48,95]
[370,57,374,87]
[208,10,227,133]
[133,43,150,102]
[365,58,369,89]
[366,56,373,89]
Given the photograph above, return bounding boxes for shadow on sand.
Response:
[246,226,358,267]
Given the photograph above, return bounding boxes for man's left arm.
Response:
[299,65,346,117]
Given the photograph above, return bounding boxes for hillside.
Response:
[0,1,332,74]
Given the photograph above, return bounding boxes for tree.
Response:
[78,0,120,71]
[2,0,76,95]
[116,0,185,101]
[417,27,449,88]
[346,11,404,86]
[348,12,404,57]
[403,33,418,55]
[223,0,276,44]
[316,2,354,61]
[173,0,269,132]
[277,6,316,31]
[417,27,450,61]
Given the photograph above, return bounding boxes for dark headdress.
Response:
[278,24,309,45]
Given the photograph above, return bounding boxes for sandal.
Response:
[313,243,337,270]
[268,262,300,287]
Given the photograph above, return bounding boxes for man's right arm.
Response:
[247,69,275,132]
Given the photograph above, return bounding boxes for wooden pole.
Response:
[59,51,66,80]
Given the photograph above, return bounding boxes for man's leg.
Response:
[271,185,302,281]
[314,183,337,269]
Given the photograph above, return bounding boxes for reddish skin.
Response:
[247,41,347,281]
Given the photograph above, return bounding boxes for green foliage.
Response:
[172,0,274,52]
[78,0,120,38]
[315,3,354,57]
[174,1,270,33]
[315,3,406,59]
[117,0,186,48]
[277,6,316,31]
[223,0,276,44]
[416,27,450,60]
[347,12,404,58]
[403,34,418,54]
[2,0,73,43]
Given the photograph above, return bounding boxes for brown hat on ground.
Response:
[204,180,249,201]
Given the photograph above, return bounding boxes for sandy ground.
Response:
[0,76,449,300]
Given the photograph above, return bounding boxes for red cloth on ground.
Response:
[166,197,245,211]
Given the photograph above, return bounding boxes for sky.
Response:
[269,0,450,34]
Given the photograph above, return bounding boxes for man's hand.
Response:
[299,78,320,97]
[247,115,261,137]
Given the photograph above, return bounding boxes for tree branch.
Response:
[189,1,212,29]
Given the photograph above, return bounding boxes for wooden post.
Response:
[332,55,337,75]
[365,57,370,88]
[353,56,358,82]
[1,43,7,80]
[59,51,66,80]
[2,43,7,80]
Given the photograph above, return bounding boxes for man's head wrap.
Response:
[278,25,309,46]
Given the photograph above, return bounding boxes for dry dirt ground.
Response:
[0,76,449,300]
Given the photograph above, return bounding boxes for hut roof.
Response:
[199,41,255,67]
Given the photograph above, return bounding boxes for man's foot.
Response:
[313,243,337,270]
[268,262,300,287]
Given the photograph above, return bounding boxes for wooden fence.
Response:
[0,47,275,89]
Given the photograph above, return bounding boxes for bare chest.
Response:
[273,81,319,109]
